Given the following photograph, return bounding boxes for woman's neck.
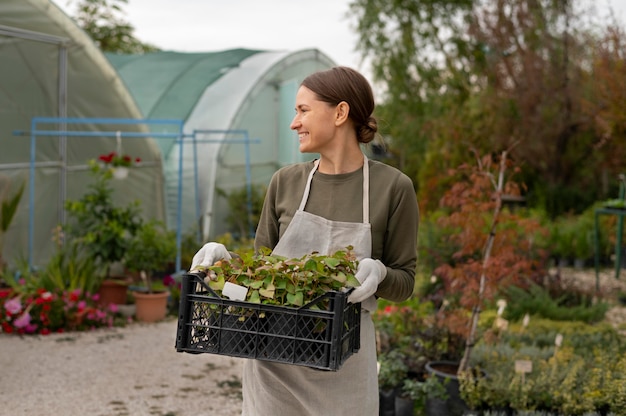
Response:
[317,147,364,174]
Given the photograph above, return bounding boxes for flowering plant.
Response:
[0,287,120,335]
[98,151,141,168]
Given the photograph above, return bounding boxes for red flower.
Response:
[97,151,139,167]
[2,322,13,333]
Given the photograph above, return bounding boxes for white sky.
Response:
[55,0,365,70]
[55,0,626,85]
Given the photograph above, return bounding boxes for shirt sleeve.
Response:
[254,171,280,253]
[375,171,419,302]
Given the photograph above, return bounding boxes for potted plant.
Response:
[97,151,141,180]
[377,349,410,416]
[64,161,143,304]
[428,150,548,415]
[125,219,177,322]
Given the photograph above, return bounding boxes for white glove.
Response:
[348,258,387,304]
[189,242,232,272]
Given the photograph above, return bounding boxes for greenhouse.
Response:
[0,0,335,271]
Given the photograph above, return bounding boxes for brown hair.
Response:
[301,66,378,144]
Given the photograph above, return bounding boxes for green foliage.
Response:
[401,375,447,407]
[498,318,622,357]
[374,297,466,373]
[0,175,25,273]
[378,349,409,391]
[39,242,99,295]
[69,0,159,53]
[503,283,609,324]
[214,233,255,256]
[203,247,360,307]
[216,183,266,239]
[63,162,143,279]
[416,211,460,274]
[125,219,176,292]
[349,0,626,218]
[0,178,24,233]
[461,342,626,415]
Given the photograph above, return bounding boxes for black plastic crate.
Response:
[175,272,361,371]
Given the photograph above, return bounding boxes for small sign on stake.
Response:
[515,360,533,374]
[515,359,533,384]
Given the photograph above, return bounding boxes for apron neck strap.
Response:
[362,155,369,224]
[298,156,370,224]
[298,159,320,211]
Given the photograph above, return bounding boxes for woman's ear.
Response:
[335,101,350,126]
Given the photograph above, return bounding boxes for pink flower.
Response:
[14,312,31,328]
[108,304,119,313]
[77,301,87,311]
[4,297,22,314]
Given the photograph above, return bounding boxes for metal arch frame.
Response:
[177,129,261,270]
[17,118,262,275]
[16,117,184,270]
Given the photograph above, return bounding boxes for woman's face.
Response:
[290,86,337,154]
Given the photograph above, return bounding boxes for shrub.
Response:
[503,283,609,323]
[461,342,626,415]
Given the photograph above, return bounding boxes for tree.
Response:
[349,0,626,217]
[67,0,159,53]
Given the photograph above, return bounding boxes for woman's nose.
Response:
[290,115,300,130]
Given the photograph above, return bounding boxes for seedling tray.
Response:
[175,272,361,371]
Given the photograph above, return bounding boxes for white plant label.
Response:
[222,282,249,301]
[515,360,533,374]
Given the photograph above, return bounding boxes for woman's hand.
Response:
[189,242,232,272]
[348,258,387,304]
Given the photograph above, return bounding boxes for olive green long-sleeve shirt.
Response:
[254,158,419,302]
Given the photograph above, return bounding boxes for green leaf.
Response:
[324,257,340,268]
[1,182,24,232]
[248,290,261,304]
[346,275,361,287]
[248,280,264,289]
[287,291,304,307]
[333,271,347,284]
[303,259,318,271]
[207,275,225,291]
[259,282,276,299]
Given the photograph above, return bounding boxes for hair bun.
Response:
[358,117,378,144]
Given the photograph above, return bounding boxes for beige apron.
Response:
[241,156,379,416]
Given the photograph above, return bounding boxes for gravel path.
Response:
[0,317,244,416]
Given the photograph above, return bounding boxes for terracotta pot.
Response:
[133,291,169,323]
[97,279,129,306]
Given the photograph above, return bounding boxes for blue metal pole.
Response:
[244,132,253,238]
[176,130,184,273]
[28,118,36,270]
[192,133,201,243]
